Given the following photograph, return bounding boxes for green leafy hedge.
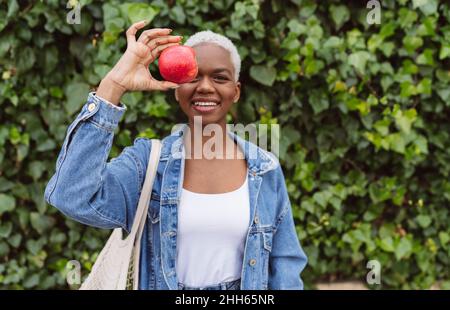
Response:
[0,0,449,289]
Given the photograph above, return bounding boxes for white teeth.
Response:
[193,101,218,106]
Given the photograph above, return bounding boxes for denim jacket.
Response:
[44,92,308,290]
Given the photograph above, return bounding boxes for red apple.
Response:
[158,45,198,84]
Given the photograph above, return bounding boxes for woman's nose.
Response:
[196,76,215,93]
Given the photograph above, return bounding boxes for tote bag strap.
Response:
[128,139,162,239]
[130,139,162,289]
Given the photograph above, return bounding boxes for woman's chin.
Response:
[188,115,225,127]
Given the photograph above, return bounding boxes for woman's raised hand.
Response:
[97,21,182,104]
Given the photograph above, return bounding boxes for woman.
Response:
[45,20,307,290]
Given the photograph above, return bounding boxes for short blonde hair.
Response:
[185,30,241,82]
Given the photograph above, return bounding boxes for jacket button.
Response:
[88,103,96,112]
[249,259,257,266]
[254,216,259,224]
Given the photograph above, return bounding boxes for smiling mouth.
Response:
[191,101,221,113]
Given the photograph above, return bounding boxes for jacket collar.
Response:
[159,123,279,175]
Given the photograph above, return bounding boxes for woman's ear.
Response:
[175,88,179,102]
[233,82,241,103]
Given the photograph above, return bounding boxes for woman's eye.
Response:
[214,76,228,81]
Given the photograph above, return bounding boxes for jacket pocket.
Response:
[149,191,160,224]
[262,231,273,252]
[259,228,273,290]
[249,225,273,252]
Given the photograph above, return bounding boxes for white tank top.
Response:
[176,171,250,288]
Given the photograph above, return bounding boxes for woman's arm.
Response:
[44,22,182,232]
[268,166,308,289]
[44,93,150,232]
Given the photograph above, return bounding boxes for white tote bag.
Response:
[80,139,162,290]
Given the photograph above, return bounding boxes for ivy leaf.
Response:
[64,82,90,115]
[7,0,19,19]
[416,215,431,228]
[412,0,428,7]
[403,35,423,53]
[348,51,370,74]
[30,212,55,234]
[26,239,44,255]
[394,108,417,134]
[414,135,429,154]
[0,222,13,238]
[413,0,438,15]
[287,19,305,35]
[0,241,9,256]
[23,274,40,289]
[395,237,412,260]
[439,44,450,60]
[379,236,395,252]
[8,233,22,248]
[250,65,277,86]
[437,88,450,102]
[439,232,450,245]
[169,5,186,24]
[36,138,56,152]
[388,133,406,154]
[27,161,46,181]
[416,49,434,66]
[309,89,329,114]
[0,194,16,215]
[16,47,36,73]
[120,3,159,24]
[374,118,390,136]
[398,8,418,28]
[369,183,391,204]
[330,5,350,30]
[279,125,301,157]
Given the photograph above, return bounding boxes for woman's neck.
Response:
[183,122,242,160]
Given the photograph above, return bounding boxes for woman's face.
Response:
[175,43,241,127]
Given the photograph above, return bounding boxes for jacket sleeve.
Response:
[268,166,308,290]
[44,92,151,233]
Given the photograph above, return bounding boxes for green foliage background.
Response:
[0,0,449,289]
